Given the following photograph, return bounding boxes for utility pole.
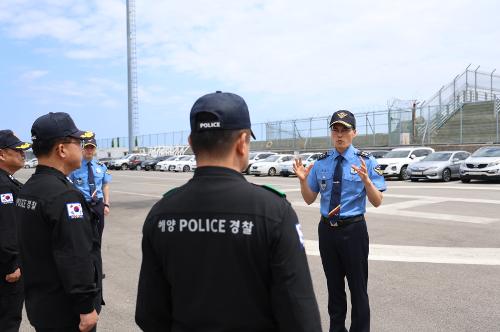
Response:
[126,0,139,152]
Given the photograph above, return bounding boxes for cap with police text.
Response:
[190,91,256,139]
[0,130,32,150]
[31,112,94,141]
[329,110,356,129]
[83,137,97,147]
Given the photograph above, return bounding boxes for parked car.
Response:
[244,152,277,174]
[460,146,500,182]
[367,150,389,159]
[156,156,182,171]
[377,147,435,180]
[24,158,38,168]
[141,156,170,171]
[250,154,294,176]
[109,154,148,170]
[97,157,114,167]
[407,151,470,182]
[279,153,322,176]
[173,155,196,172]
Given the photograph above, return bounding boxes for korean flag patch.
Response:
[1,193,14,204]
[66,203,84,219]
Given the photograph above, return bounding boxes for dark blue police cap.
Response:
[31,112,94,141]
[83,137,97,147]
[190,91,256,139]
[0,130,31,150]
[329,110,356,129]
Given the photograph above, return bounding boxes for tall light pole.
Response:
[126,0,139,152]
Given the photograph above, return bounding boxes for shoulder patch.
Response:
[1,193,14,204]
[356,150,372,158]
[318,151,329,160]
[66,203,84,219]
[163,187,179,197]
[374,164,384,176]
[260,184,286,198]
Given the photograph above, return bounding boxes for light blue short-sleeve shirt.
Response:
[70,159,112,202]
[307,145,386,218]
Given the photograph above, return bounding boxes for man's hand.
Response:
[79,309,98,332]
[5,268,21,283]
[293,158,313,181]
[351,157,370,184]
[104,205,110,216]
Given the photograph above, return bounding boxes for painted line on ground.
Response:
[304,240,500,265]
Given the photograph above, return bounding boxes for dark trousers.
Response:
[0,291,23,332]
[318,220,370,332]
[90,200,105,241]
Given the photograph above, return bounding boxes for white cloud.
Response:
[2,0,500,134]
[20,70,49,81]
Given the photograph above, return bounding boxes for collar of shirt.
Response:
[81,158,95,167]
[35,165,68,181]
[193,166,246,181]
[329,145,357,162]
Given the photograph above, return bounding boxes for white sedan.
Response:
[249,154,294,176]
[173,156,197,172]
[279,153,322,176]
[156,156,182,171]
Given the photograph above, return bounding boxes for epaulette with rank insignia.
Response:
[163,187,179,197]
[261,184,286,198]
[317,151,328,160]
[356,150,372,159]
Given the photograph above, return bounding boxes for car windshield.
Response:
[263,155,280,162]
[384,150,410,158]
[179,156,192,161]
[422,152,452,161]
[472,147,500,157]
[249,153,257,159]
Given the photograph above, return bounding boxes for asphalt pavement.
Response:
[16,168,500,332]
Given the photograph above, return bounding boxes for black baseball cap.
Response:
[31,112,94,141]
[329,110,356,129]
[190,91,256,139]
[0,130,31,150]
[83,137,97,147]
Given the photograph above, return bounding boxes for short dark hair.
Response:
[190,112,249,157]
[32,137,76,158]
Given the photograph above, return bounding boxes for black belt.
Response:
[320,214,364,228]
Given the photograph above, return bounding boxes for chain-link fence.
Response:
[97,66,500,152]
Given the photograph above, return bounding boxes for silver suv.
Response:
[460,146,500,182]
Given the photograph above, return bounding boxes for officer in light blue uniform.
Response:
[295,110,386,332]
[70,138,112,241]
[308,146,386,220]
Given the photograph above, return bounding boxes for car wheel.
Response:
[399,165,410,180]
[268,167,276,176]
[442,168,451,182]
[145,166,151,171]
[136,165,142,171]
[282,173,289,177]
[461,177,471,183]
[410,178,418,182]
[121,163,129,170]
[183,165,190,172]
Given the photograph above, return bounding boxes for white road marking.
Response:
[388,185,500,191]
[304,240,500,265]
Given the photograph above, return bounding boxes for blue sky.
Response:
[1,0,500,143]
